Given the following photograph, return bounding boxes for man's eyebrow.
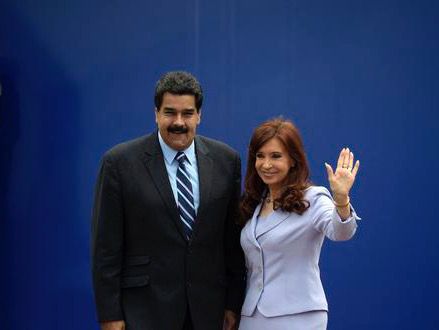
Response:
[162,107,196,112]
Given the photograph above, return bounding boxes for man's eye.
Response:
[183,112,194,117]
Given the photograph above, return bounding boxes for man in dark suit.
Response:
[91,71,245,330]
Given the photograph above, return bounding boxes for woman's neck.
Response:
[267,186,281,200]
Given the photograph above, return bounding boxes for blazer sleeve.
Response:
[223,152,246,313]
[310,186,361,241]
[91,151,124,322]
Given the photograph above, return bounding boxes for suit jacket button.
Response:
[186,282,191,288]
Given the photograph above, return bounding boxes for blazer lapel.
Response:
[140,132,187,241]
[245,204,262,248]
[192,136,213,235]
[255,209,290,239]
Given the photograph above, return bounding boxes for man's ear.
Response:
[155,108,159,123]
[197,109,202,124]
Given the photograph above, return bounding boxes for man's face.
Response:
[155,92,201,151]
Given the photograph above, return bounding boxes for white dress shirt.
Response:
[157,131,200,212]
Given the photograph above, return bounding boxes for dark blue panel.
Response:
[1,0,438,329]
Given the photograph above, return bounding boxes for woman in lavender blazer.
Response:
[239,118,361,330]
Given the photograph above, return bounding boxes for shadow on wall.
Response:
[0,58,21,328]
[0,3,96,329]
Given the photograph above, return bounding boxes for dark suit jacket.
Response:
[91,132,245,330]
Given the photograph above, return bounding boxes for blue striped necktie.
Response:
[175,152,196,239]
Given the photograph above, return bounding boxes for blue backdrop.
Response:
[1,0,438,329]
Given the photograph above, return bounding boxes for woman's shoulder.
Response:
[304,185,331,200]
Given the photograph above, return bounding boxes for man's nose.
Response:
[174,113,184,125]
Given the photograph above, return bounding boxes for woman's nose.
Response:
[263,160,272,168]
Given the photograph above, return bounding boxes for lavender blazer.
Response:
[240,186,360,317]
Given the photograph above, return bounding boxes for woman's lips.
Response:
[261,171,277,177]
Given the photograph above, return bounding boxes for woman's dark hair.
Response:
[154,71,203,111]
[240,118,311,224]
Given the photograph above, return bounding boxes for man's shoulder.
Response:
[102,133,155,160]
[196,135,238,158]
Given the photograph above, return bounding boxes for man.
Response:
[91,71,245,330]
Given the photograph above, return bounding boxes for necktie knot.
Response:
[175,151,187,165]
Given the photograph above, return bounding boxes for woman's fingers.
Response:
[337,148,345,169]
[348,151,354,170]
[352,160,360,177]
[335,148,360,177]
[337,148,358,171]
[325,162,334,180]
[342,148,350,168]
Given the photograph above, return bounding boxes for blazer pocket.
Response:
[121,275,150,288]
[123,256,151,277]
[125,255,150,266]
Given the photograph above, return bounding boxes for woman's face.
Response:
[255,137,294,193]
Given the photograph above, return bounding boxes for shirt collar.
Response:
[158,131,196,165]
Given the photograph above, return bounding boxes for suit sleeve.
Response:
[224,152,246,313]
[311,187,360,241]
[91,152,124,322]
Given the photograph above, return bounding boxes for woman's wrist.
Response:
[333,195,351,221]
[333,195,350,208]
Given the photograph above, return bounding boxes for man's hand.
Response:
[223,310,238,330]
[100,320,125,330]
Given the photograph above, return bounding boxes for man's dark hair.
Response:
[154,71,203,112]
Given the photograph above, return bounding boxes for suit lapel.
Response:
[192,136,213,235]
[245,203,291,243]
[140,133,187,241]
[245,204,262,248]
[255,209,290,239]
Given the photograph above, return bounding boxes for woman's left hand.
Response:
[325,148,360,200]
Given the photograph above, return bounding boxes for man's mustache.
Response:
[168,125,188,134]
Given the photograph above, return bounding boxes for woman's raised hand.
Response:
[324,148,360,200]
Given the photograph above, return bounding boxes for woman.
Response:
[239,118,361,330]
